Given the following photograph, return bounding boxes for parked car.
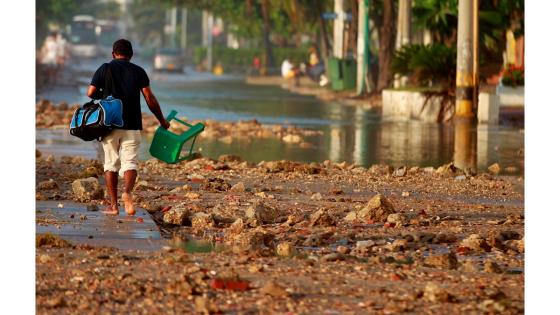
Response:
[154,48,184,72]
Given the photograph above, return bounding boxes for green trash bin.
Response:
[149,110,205,164]
[328,57,357,91]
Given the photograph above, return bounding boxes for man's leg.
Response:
[104,171,119,214]
[120,130,141,216]
[101,130,121,215]
[122,170,137,216]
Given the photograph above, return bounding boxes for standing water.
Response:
[36,64,524,172]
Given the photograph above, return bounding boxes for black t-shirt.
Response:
[90,59,149,130]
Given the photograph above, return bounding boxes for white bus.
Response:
[68,15,99,58]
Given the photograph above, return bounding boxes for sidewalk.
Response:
[245,75,381,108]
[36,200,165,251]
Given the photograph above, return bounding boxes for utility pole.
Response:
[181,8,188,51]
[454,0,479,174]
[333,0,345,59]
[356,0,371,95]
[170,7,177,49]
[455,0,475,119]
[395,0,411,87]
[207,13,213,71]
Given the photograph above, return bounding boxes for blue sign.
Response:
[322,12,353,21]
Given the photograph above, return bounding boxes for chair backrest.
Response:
[149,110,205,164]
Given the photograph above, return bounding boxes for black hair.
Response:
[112,39,133,58]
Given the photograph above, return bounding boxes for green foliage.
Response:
[501,64,524,87]
[413,0,458,44]
[391,43,456,89]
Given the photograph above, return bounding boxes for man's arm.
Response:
[86,85,101,99]
[141,86,170,129]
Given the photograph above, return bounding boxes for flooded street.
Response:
[36,58,524,172]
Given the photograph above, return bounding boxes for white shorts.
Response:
[101,129,141,176]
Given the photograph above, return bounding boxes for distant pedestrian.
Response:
[305,45,328,86]
[39,32,58,85]
[86,39,170,216]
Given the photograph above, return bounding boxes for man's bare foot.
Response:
[122,192,136,216]
[102,205,119,215]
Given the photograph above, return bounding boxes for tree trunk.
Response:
[315,0,331,61]
[348,0,359,57]
[260,0,274,74]
[376,0,396,92]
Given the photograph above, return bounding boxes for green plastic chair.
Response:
[149,110,205,164]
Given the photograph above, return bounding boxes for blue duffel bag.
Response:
[69,96,123,141]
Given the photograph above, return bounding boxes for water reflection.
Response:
[454,119,478,173]
[36,78,523,172]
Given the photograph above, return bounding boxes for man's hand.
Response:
[142,86,169,129]
[160,119,170,130]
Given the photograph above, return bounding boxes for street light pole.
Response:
[333,0,345,59]
[455,0,475,119]
[356,0,371,95]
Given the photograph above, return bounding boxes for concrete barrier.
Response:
[382,89,505,125]
[381,89,452,123]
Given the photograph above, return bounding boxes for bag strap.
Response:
[103,62,118,99]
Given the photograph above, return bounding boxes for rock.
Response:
[46,296,67,308]
[86,204,99,212]
[194,296,220,314]
[337,246,350,254]
[344,211,358,222]
[36,149,42,158]
[393,166,406,177]
[185,192,202,200]
[424,253,459,270]
[45,155,55,163]
[424,282,454,303]
[260,281,289,297]
[191,212,214,229]
[432,233,457,244]
[483,261,503,273]
[461,260,479,272]
[436,162,458,175]
[163,208,190,226]
[488,163,501,175]
[368,164,394,175]
[233,230,272,252]
[460,234,492,252]
[357,195,396,223]
[454,175,467,181]
[322,253,346,262]
[356,240,376,249]
[245,201,277,226]
[36,234,71,248]
[37,179,58,191]
[310,192,323,200]
[71,177,104,202]
[387,239,409,252]
[282,134,302,143]
[276,242,296,257]
[218,154,243,163]
[386,213,408,226]
[228,218,245,235]
[309,208,336,227]
[38,254,52,264]
[230,182,246,193]
[499,230,521,241]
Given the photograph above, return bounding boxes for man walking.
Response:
[87,39,170,216]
